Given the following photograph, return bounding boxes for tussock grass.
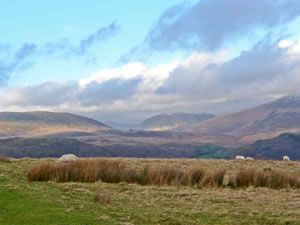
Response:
[0,155,10,163]
[27,159,224,187]
[233,168,300,189]
[27,159,123,183]
[27,159,300,190]
[199,169,226,187]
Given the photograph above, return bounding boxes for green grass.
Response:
[1,159,300,225]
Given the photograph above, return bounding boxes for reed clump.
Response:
[27,159,225,187]
[233,168,300,189]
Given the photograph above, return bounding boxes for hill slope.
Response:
[189,96,300,143]
[0,111,109,138]
[229,133,300,160]
[140,113,215,131]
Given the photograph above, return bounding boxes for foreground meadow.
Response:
[1,158,300,225]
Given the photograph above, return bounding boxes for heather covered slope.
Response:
[0,111,110,138]
[189,96,300,144]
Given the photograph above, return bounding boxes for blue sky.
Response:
[1,0,185,85]
[1,0,300,122]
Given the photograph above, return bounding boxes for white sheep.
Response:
[246,157,255,161]
[236,155,245,160]
[57,154,78,162]
[283,156,290,161]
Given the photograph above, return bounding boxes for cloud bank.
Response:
[1,39,300,122]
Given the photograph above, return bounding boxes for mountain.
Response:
[189,96,300,144]
[228,133,300,160]
[139,113,216,131]
[0,111,110,138]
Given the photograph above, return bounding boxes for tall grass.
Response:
[27,159,300,189]
[233,168,300,189]
[27,159,225,187]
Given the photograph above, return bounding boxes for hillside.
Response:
[0,136,231,159]
[140,113,215,131]
[189,96,300,144]
[0,111,110,138]
[229,133,300,160]
[0,137,111,158]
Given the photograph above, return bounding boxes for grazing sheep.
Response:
[283,156,290,161]
[57,154,78,162]
[236,155,245,160]
[246,157,255,161]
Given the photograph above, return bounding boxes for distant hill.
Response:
[0,137,111,158]
[189,96,300,144]
[139,113,215,131]
[229,133,300,160]
[0,111,110,138]
[0,136,231,159]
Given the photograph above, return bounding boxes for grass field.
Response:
[1,158,300,225]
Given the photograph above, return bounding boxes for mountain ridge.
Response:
[0,111,110,138]
[188,96,300,144]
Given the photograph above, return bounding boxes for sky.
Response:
[1,0,300,123]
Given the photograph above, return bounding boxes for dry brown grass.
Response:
[0,155,10,163]
[27,159,124,183]
[233,168,300,189]
[27,159,225,187]
[26,159,300,190]
[199,169,226,187]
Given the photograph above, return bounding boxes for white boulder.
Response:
[283,156,290,161]
[57,154,78,162]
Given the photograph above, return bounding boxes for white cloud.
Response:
[1,39,300,122]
